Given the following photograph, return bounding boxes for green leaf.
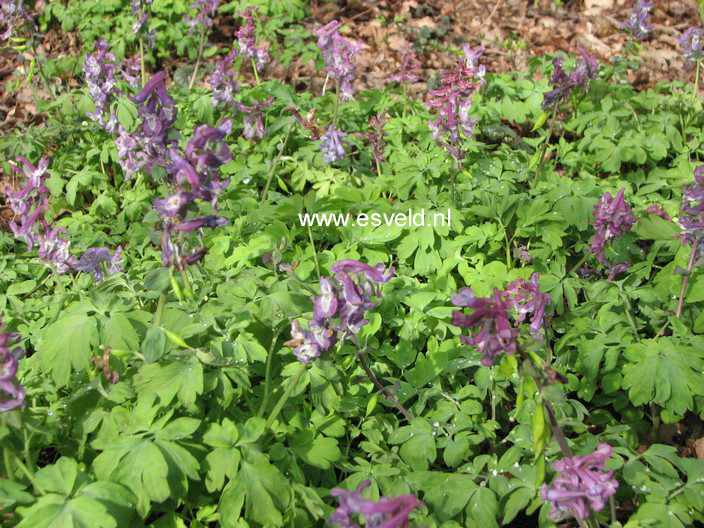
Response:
[134,357,204,408]
[7,280,36,296]
[635,215,680,241]
[36,314,100,387]
[290,431,341,469]
[141,327,168,363]
[102,313,139,352]
[502,487,533,524]
[219,452,291,527]
[622,338,704,416]
[468,487,499,528]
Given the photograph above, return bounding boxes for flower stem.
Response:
[402,82,408,119]
[256,326,285,418]
[12,454,44,495]
[251,59,260,86]
[139,38,146,88]
[180,268,194,299]
[567,253,590,276]
[307,224,321,279]
[676,240,699,318]
[30,33,56,101]
[619,292,641,341]
[3,447,14,481]
[261,125,291,203]
[49,262,65,293]
[189,23,207,90]
[695,59,700,96]
[266,363,307,428]
[152,292,166,328]
[333,80,341,126]
[353,338,413,421]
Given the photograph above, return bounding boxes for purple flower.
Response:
[606,261,631,280]
[6,157,50,250]
[328,480,423,528]
[542,48,599,111]
[678,166,704,260]
[171,215,228,232]
[677,27,704,69]
[185,0,220,35]
[541,443,619,521]
[131,0,156,48]
[502,273,551,337]
[320,125,349,163]
[121,53,142,88]
[646,204,671,220]
[427,60,481,166]
[236,98,274,141]
[117,70,178,178]
[365,114,387,164]
[451,288,518,367]
[621,0,654,41]
[0,317,26,413]
[154,190,196,218]
[286,260,394,364]
[286,107,324,140]
[462,44,486,85]
[0,0,29,40]
[83,39,120,132]
[236,7,268,70]
[589,189,636,262]
[74,246,123,281]
[37,224,77,274]
[389,45,421,84]
[314,20,361,101]
[208,49,239,107]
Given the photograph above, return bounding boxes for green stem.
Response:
[567,253,590,276]
[353,338,413,421]
[333,81,340,126]
[180,268,193,299]
[12,454,45,495]
[620,292,641,341]
[251,59,260,86]
[189,23,207,90]
[609,495,617,525]
[533,108,557,188]
[256,327,285,418]
[152,292,167,328]
[30,33,56,100]
[307,224,321,279]
[543,320,552,364]
[261,126,291,203]
[402,82,408,119]
[49,262,65,293]
[695,59,700,96]
[266,363,307,428]
[3,447,14,481]
[676,239,699,318]
[139,38,146,88]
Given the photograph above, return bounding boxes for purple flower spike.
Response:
[236,98,274,142]
[328,480,423,528]
[236,6,268,70]
[678,27,704,69]
[74,246,124,281]
[320,125,349,163]
[621,0,654,41]
[185,0,220,35]
[286,260,394,364]
[172,215,228,232]
[83,38,121,132]
[542,48,599,111]
[154,190,196,218]
[503,273,551,337]
[451,288,518,366]
[389,44,421,84]
[678,166,704,260]
[541,443,619,522]
[208,49,239,107]
[0,317,26,413]
[365,114,387,164]
[314,20,361,101]
[589,189,636,263]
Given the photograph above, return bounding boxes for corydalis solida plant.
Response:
[236,6,268,71]
[155,119,232,271]
[328,480,423,528]
[286,260,395,364]
[541,47,598,111]
[621,0,654,41]
[589,188,636,263]
[0,317,26,412]
[315,20,361,101]
[541,443,619,522]
[451,274,551,366]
